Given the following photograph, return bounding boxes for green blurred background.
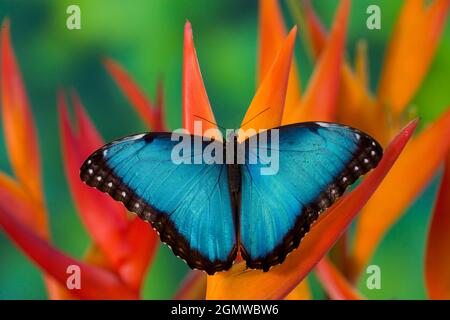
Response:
[0,0,449,299]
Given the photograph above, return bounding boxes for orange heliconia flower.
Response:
[266,0,450,298]
[179,0,450,299]
[0,20,159,299]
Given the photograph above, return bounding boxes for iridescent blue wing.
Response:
[80,133,237,274]
[239,122,383,271]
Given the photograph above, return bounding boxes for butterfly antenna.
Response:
[240,107,271,128]
[193,115,227,131]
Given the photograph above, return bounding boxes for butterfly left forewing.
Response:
[80,132,237,275]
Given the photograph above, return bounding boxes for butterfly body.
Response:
[80,122,382,274]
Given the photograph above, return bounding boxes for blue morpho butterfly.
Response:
[80,115,382,275]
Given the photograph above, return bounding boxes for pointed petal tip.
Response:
[184,20,193,34]
[300,0,327,58]
[184,20,195,49]
[70,89,105,153]
[285,25,298,49]
[289,25,298,36]
[241,22,297,133]
[1,19,11,43]
[2,18,10,33]
[406,117,420,130]
[104,57,165,130]
[400,118,420,137]
[285,25,297,53]
[182,20,218,137]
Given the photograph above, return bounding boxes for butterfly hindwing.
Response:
[80,132,237,275]
[239,122,383,271]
